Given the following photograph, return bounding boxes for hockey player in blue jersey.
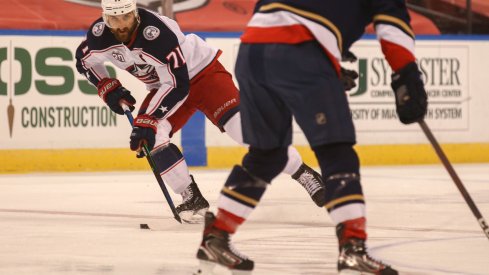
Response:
[196,0,428,274]
[75,0,326,222]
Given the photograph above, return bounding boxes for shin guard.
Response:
[151,143,192,194]
[324,173,366,225]
[216,165,268,232]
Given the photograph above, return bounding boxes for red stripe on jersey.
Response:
[241,24,314,44]
[380,39,415,72]
[241,25,340,76]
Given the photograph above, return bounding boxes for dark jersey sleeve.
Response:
[136,11,190,119]
[75,19,112,87]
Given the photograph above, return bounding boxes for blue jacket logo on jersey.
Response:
[92,22,105,37]
[143,26,160,40]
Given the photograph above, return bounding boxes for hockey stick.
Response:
[122,105,182,224]
[419,120,489,239]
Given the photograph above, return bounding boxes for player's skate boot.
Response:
[337,238,398,275]
[196,212,253,275]
[292,163,326,207]
[176,175,209,223]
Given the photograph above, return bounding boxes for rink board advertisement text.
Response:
[1,33,489,172]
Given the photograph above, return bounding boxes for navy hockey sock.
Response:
[312,143,365,216]
[312,143,359,179]
[217,165,269,232]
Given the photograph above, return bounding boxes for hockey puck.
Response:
[139,223,150,229]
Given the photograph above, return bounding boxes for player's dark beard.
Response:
[113,23,137,43]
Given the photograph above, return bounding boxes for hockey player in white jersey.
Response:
[75,0,326,222]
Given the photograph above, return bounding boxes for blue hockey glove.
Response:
[97,78,136,115]
[391,62,428,124]
[130,114,158,156]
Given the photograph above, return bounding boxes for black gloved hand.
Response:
[97,78,136,115]
[391,62,428,124]
[340,67,359,91]
[130,114,158,156]
[342,51,358,63]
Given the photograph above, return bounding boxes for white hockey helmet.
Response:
[101,0,139,28]
[101,0,137,16]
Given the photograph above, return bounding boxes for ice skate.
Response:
[196,212,253,275]
[338,238,398,275]
[176,175,209,223]
[292,163,326,207]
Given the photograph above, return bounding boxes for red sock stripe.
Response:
[341,217,367,243]
[213,208,245,234]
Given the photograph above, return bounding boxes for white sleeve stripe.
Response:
[374,14,415,38]
[166,63,176,87]
[375,24,415,55]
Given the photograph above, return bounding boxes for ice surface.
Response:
[0,164,488,274]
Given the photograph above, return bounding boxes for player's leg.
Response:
[195,60,325,207]
[283,41,396,274]
[151,101,208,221]
[196,44,293,273]
[223,112,325,206]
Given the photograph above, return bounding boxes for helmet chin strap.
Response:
[135,12,141,25]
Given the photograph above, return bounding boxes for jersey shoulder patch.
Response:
[92,22,105,37]
[143,26,160,40]
[86,18,119,51]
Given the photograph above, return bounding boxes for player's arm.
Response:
[137,20,190,120]
[75,35,136,115]
[371,0,416,72]
[372,0,427,124]
[75,38,110,87]
[129,18,190,154]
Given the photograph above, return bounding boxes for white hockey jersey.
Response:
[75,8,219,119]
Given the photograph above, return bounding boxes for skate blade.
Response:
[195,207,209,217]
[230,269,252,275]
[339,269,362,275]
[194,260,216,275]
[179,211,205,224]
[179,208,208,224]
